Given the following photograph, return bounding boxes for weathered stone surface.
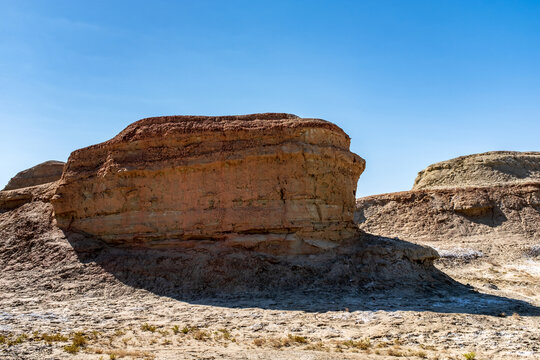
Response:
[413,151,540,190]
[0,182,57,211]
[3,160,64,191]
[355,182,540,243]
[52,113,365,253]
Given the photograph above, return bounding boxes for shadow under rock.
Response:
[65,231,540,316]
[456,206,508,227]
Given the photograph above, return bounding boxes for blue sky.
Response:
[1,0,539,196]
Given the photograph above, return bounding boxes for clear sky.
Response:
[1,1,539,196]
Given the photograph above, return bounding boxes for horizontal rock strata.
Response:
[3,160,64,191]
[355,182,540,243]
[0,182,58,211]
[413,151,540,190]
[52,113,365,254]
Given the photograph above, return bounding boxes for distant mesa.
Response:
[413,151,540,190]
[52,113,366,254]
[2,160,65,191]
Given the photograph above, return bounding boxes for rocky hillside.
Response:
[413,151,540,190]
[2,160,64,191]
[356,182,539,254]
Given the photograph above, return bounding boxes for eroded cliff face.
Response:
[413,151,540,190]
[355,182,540,244]
[52,113,365,254]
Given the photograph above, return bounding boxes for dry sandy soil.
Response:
[1,197,539,360]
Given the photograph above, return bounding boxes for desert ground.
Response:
[0,201,538,360]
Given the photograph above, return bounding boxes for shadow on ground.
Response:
[66,231,540,317]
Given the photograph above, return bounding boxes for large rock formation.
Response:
[52,113,365,254]
[3,160,64,191]
[413,151,540,190]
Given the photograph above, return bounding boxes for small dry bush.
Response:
[253,338,265,347]
[33,331,68,343]
[141,323,156,332]
[305,342,329,352]
[341,338,371,350]
[192,330,209,341]
[386,347,405,357]
[5,334,29,346]
[268,334,309,348]
[217,328,232,341]
[63,332,87,354]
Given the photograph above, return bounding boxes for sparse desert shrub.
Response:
[72,332,87,347]
[253,338,265,347]
[342,338,371,350]
[63,332,87,354]
[305,342,328,351]
[38,332,68,343]
[218,328,232,341]
[463,352,476,360]
[63,343,80,354]
[268,334,309,348]
[287,334,308,344]
[181,326,191,334]
[387,347,404,357]
[7,334,28,346]
[192,330,209,341]
[141,323,156,332]
[172,325,180,334]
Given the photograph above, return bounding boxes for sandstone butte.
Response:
[51,113,366,254]
[2,160,64,191]
[413,151,540,190]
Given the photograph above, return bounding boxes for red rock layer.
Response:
[52,113,365,254]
